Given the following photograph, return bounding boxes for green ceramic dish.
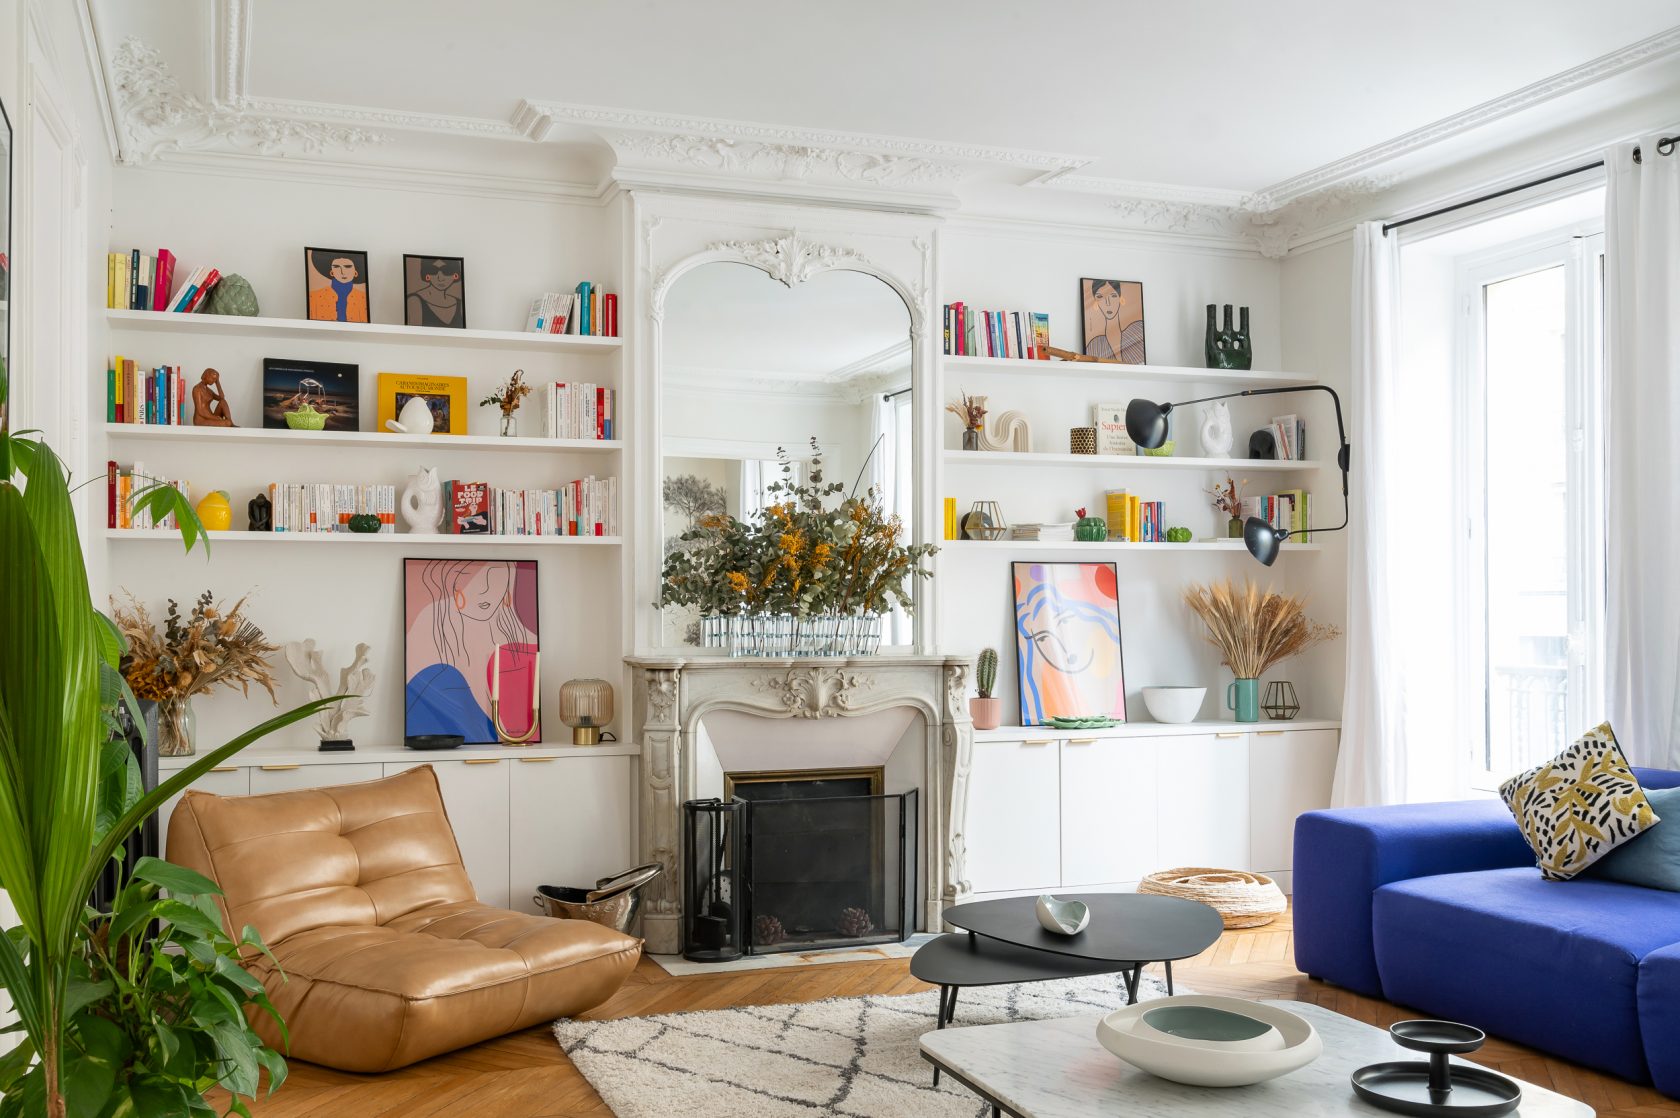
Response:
[284,407,327,431]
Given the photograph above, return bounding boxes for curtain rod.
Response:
[1381,134,1676,236]
[882,386,912,401]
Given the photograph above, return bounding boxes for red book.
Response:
[152,250,175,312]
[603,293,618,337]
[107,461,118,528]
[596,386,605,439]
[452,481,489,535]
[185,269,220,313]
[955,302,967,356]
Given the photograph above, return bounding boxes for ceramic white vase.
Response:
[386,395,437,435]
[1199,401,1234,458]
[401,467,443,534]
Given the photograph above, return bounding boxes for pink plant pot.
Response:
[970,696,1002,731]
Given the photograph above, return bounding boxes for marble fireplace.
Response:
[625,655,975,956]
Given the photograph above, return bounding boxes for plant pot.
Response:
[1227,517,1244,539]
[1225,678,1260,723]
[970,696,1002,730]
[962,427,981,451]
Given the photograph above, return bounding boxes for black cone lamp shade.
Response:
[1125,385,1352,565]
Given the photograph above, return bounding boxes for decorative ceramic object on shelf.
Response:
[203,272,259,316]
[247,492,272,532]
[194,490,232,531]
[559,678,614,745]
[1351,1020,1521,1117]
[1204,304,1253,371]
[191,368,236,427]
[971,648,1002,730]
[1227,677,1260,722]
[1139,440,1175,457]
[400,467,443,534]
[963,501,1008,541]
[1045,715,1120,729]
[386,395,437,435]
[1096,995,1321,1087]
[1263,680,1302,720]
[283,639,374,752]
[978,409,1032,453]
[1069,426,1097,455]
[1199,401,1234,458]
[1138,867,1288,929]
[1035,895,1090,936]
[1141,686,1205,724]
[347,513,381,533]
[284,404,328,431]
[1074,508,1107,542]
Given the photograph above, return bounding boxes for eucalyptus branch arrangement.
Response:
[1182,578,1340,679]
[479,368,531,416]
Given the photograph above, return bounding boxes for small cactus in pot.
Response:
[971,648,1003,730]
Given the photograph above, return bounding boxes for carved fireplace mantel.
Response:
[626,654,974,955]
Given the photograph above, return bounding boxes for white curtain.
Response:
[1333,223,1412,805]
[1605,136,1680,769]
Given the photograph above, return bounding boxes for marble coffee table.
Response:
[919,1000,1593,1117]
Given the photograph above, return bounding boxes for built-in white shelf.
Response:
[105,308,622,354]
[157,738,641,770]
[941,354,1313,386]
[943,449,1319,472]
[940,538,1321,553]
[972,717,1340,742]
[105,528,621,547]
[101,423,623,454]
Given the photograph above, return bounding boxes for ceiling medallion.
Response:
[111,38,389,164]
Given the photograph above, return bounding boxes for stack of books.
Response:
[544,381,617,440]
[444,477,618,537]
[106,461,189,529]
[106,355,188,425]
[1011,523,1075,542]
[1243,489,1310,542]
[524,281,619,336]
[107,249,222,313]
[1268,414,1307,460]
[1105,491,1166,542]
[268,484,397,533]
[942,303,1050,359]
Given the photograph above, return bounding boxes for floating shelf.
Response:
[972,717,1341,742]
[105,309,622,354]
[101,424,623,453]
[939,539,1321,553]
[943,449,1319,471]
[941,354,1312,386]
[104,529,621,547]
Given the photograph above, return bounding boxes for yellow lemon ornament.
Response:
[195,490,233,532]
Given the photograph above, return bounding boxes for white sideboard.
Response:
[157,741,638,911]
[965,720,1338,900]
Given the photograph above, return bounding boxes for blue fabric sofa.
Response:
[1294,767,1680,1092]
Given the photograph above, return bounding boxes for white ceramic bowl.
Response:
[1132,1005,1285,1053]
[1035,894,1090,935]
[1142,686,1207,724]
[1095,995,1322,1087]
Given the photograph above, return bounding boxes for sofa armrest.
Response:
[1292,799,1533,997]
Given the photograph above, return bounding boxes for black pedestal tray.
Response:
[404,734,463,750]
[1351,1020,1521,1117]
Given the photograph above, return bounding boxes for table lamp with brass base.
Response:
[560,678,614,745]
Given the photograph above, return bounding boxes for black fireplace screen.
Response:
[682,789,918,960]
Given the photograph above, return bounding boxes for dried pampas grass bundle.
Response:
[1182,578,1339,680]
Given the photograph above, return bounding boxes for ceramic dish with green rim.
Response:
[1045,716,1121,729]
[1096,994,1322,1086]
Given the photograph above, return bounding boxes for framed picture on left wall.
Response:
[1010,560,1126,726]
[404,558,541,744]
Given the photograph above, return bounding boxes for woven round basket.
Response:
[1137,866,1287,929]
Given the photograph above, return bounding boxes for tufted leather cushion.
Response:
[167,766,641,1072]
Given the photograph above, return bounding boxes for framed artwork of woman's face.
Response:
[1080,277,1146,365]
[404,558,541,743]
[403,253,466,329]
[1011,560,1126,725]
[304,247,371,323]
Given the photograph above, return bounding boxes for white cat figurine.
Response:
[400,467,443,534]
[386,395,436,435]
[1199,401,1234,458]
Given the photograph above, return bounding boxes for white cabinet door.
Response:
[1154,733,1251,870]
[159,766,249,861]
[508,756,634,915]
[965,736,1061,894]
[1060,736,1159,886]
[384,759,512,907]
[248,762,384,795]
[1248,728,1339,875]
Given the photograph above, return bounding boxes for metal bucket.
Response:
[534,862,662,936]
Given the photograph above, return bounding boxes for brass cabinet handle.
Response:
[1256,730,1285,737]
[258,764,300,772]
[519,757,556,763]
[210,766,239,773]
[462,758,502,765]
[1021,738,1054,746]
[1067,737,1098,745]
[1214,733,1243,740]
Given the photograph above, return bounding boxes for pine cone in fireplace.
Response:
[753,914,786,946]
[837,906,875,938]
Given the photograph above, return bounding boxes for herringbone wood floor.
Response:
[228,906,1680,1117]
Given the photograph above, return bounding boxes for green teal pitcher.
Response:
[1226,678,1260,723]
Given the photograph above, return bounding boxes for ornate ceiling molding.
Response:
[707,234,874,288]
[110,38,389,164]
[611,131,962,188]
[212,0,251,105]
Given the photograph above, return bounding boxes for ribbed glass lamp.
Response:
[559,678,614,746]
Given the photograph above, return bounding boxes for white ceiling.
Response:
[228,0,1679,194]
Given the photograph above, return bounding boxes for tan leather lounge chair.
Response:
[167,765,641,1073]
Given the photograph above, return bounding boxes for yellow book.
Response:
[375,372,469,435]
[1128,495,1141,543]
[943,497,957,541]
[1104,490,1127,540]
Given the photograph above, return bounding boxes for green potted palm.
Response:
[0,418,341,1117]
[971,648,1003,730]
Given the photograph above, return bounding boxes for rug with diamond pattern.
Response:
[553,970,1171,1117]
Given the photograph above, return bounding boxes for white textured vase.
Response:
[400,467,443,534]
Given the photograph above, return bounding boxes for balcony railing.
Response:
[1487,662,1568,776]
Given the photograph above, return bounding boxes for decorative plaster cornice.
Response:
[238,95,521,140]
[707,233,874,289]
[611,131,963,189]
[110,38,389,164]
[212,0,251,105]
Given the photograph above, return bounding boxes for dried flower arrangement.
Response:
[1208,475,1248,520]
[945,392,988,431]
[1181,578,1340,680]
[480,368,531,416]
[658,439,937,619]
[113,591,280,755]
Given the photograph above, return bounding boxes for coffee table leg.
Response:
[1123,966,1142,1004]
[936,985,950,1029]
[946,985,960,1026]
[1165,960,1174,996]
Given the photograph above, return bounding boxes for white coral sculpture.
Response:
[283,639,375,739]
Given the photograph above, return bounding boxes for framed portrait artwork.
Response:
[1079,277,1146,364]
[304,247,370,323]
[403,254,466,329]
[404,558,541,744]
[1011,561,1126,726]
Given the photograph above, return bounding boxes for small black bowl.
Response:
[404,734,464,751]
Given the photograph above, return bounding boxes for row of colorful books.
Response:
[1104,491,1168,542]
[106,356,188,424]
[444,477,618,537]
[942,303,1050,359]
[524,282,619,336]
[106,249,222,313]
[267,484,398,533]
[106,462,188,529]
[1245,489,1311,542]
[543,381,618,440]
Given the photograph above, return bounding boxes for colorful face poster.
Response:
[404,558,540,743]
[1011,561,1126,726]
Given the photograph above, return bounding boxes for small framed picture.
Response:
[403,254,466,329]
[304,247,370,323]
[1080,278,1146,364]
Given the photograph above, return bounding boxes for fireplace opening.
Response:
[682,770,918,960]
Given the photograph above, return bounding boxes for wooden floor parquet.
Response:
[229,906,1680,1116]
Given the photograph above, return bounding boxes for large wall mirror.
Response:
[660,261,915,647]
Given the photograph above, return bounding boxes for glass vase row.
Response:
[699,611,883,657]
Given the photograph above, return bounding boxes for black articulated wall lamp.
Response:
[1125,386,1351,566]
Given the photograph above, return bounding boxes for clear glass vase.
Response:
[157,697,197,757]
[499,413,518,438]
